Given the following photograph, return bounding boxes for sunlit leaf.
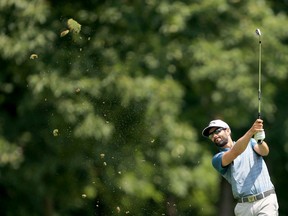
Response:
[53,129,59,136]
[60,29,70,37]
[30,54,38,59]
[116,207,121,213]
[75,87,81,93]
[67,18,81,33]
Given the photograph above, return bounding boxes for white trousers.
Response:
[234,194,279,216]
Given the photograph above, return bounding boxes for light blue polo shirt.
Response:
[212,138,274,199]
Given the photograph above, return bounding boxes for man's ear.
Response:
[226,128,231,135]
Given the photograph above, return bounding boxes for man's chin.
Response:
[215,140,228,148]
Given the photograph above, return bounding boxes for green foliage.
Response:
[0,0,54,63]
[1,0,288,215]
[0,137,23,168]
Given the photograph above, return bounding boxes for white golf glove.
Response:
[254,130,265,144]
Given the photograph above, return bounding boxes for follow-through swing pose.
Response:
[202,119,278,215]
[202,29,279,215]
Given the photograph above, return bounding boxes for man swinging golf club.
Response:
[202,119,278,215]
[202,29,279,215]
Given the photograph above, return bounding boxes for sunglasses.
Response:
[209,128,226,139]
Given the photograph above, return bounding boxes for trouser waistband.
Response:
[238,189,275,203]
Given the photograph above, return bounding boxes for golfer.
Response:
[202,119,278,216]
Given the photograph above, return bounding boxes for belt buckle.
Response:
[247,196,256,202]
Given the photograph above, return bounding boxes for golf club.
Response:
[256,28,262,119]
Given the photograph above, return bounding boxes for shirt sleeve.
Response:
[251,138,262,156]
[212,152,228,175]
[251,138,257,147]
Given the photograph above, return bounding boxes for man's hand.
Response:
[254,130,265,144]
[251,119,264,134]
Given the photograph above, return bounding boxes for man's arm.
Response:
[221,119,263,167]
[254,141,269,156]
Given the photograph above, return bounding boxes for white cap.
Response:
[202,119,230,137]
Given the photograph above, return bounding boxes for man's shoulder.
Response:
[212,151,229,175]
[212,151,225,164]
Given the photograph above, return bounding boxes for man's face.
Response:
[208,127,229,147]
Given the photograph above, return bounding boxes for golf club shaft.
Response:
[256,29,262,119]
[258,39,261,119]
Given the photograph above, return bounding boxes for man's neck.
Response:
[223,139,234,148]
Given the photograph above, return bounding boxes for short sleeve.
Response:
[251,138,262,156]
[212,152,228,175]
[251,138,257,147]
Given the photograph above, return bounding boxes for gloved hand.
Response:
[254,130,265,144]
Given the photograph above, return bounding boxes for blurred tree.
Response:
[0,0,217,215]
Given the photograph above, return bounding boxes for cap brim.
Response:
[202,126,221,137]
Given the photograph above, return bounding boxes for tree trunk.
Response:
[44,196,54,216]
[217,178,235,216]
[166,195,177,216]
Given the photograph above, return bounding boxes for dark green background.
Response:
[1,0,288,215]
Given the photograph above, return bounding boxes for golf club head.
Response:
[256,29,261,36]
